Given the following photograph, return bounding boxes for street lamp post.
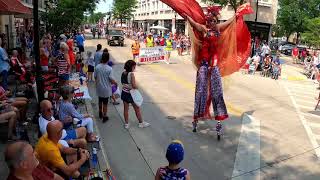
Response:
[33,0,44,102]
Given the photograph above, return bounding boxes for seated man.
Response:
[35,120,90,178]
[39,100,87,148]
[59,85,97,141]
[5,141,63,180]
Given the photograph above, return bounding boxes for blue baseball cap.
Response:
[166,140,184,164]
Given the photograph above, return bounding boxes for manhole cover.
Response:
[167,116,176,120]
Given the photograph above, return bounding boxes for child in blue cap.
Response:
[155,140,191,180]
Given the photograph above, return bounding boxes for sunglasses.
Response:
[46,107,54,112]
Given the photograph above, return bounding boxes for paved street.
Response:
[84,38,320,180]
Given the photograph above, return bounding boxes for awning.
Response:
[0,0,31,15]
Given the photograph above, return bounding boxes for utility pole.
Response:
[33,0,44,102]
[252,0,259,56]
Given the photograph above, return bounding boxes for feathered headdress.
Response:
[206,6,221,20]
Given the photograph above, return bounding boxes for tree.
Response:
[87,12,107,24]
[302,17,320,48]
[201,0,247,11]
[43,0,102,35]
[112,0,138,26]
[277,0,320,43]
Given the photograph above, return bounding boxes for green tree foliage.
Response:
[43,0,102,34]
[302,17,320,47]
[86,12,107,24]
[201,0,247,11]
[112,0,138,26]
[277,0,320,42]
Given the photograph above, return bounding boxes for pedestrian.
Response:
[75,31,85,57]
[131,38,141,61]
[0,38,10,90]
[86,51,95,82]
[292,46,299,64]
[57,42,70,86]
[165,36,173,61]
[67,39,76,72]
[155,140,191,180]
[301,48,307,65]
[94,44,103,67]
[186,36,191,55]
[145,33,154,47]
[40,40,49,72]
[95,52,118,123]
[121,60,150,129]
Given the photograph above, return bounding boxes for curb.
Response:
[85,99,111,173]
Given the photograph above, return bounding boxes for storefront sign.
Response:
[139,47,167,63]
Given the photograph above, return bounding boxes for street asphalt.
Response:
[84,37,320,180]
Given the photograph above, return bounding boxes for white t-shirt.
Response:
[39,115,67,139]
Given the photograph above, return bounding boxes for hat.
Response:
[166,140,184,164]
[60,85,75,99]
[59,34,67,41]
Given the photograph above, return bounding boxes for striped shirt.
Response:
[58,101,84,122]
[57,52,69,76]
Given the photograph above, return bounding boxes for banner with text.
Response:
[139,47,167,63]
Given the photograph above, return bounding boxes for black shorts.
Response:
[88,65,94,72]
[121,91,134,104]
[99,97,109,105]
[78,45,84,52]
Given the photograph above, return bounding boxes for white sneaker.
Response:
[138,122,150,128]
[124,123,130,129]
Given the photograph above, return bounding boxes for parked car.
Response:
[280,44,295,55]
[106,28,125,46]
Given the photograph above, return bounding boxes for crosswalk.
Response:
[282,80,320,157]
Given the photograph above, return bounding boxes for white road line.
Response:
[295,98,316,105]
[308,122,320,128]
[231,113,260,180]
[283,83,320,158]
[287,85,316,91]
[291,93,316,100]
[298,104,314,110]
[303,113,320,119]
[291,90,317,96]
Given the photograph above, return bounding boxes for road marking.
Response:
[308,122,320,128]
[303,113,320,119]
[298,104,314,110]
[295,98,316,105]
[291,93,315,100]
[231,113,260,180]
[283,83,320,158]
[291,90,317,96]
[148,64,243,116]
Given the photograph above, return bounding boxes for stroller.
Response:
[272,64,280,80]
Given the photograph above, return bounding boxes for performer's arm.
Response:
[185,15,207,33]
[217,15,236,31]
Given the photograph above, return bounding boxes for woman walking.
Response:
[121,60,150,129]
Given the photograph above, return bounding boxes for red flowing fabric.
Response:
[160,1,253,76]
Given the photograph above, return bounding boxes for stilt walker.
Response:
[161,0,253,140]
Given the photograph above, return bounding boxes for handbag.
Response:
[128,72,143,106]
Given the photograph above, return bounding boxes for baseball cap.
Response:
[166,140,184,164]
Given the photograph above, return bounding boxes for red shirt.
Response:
[292,48,299,56]
[199,35,219,65]
[7,164,55,180]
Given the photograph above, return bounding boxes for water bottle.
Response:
[79,77,83,85]
[92,147,98,169]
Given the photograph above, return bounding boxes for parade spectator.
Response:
[185,36,191,55]
[155,140,190,180]
[131,38,141,61]
[145,33,154,47]
[57,42,70,86]
[39,100,87,148]
[0,38,10,90]
[59,85,97,141]
[292,46,299,64]
[165,36,173,61]
[160,36,166,46]
[301,48,307,64]
[94,44,103,66]
[177,38,183,56]
[35,120,90,178]
[251,53,260,74]
[0,85,28,122]
[121,60,150,129]
[67,39,76,72]
[5,141,64,180]
[86,51,95,82]
[75,31,85,54]
[0,102,17,141]
[40,40,50,71]
[95,52,118,122]
[261,41,270,59]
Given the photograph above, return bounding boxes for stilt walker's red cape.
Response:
[160,0,253,77]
